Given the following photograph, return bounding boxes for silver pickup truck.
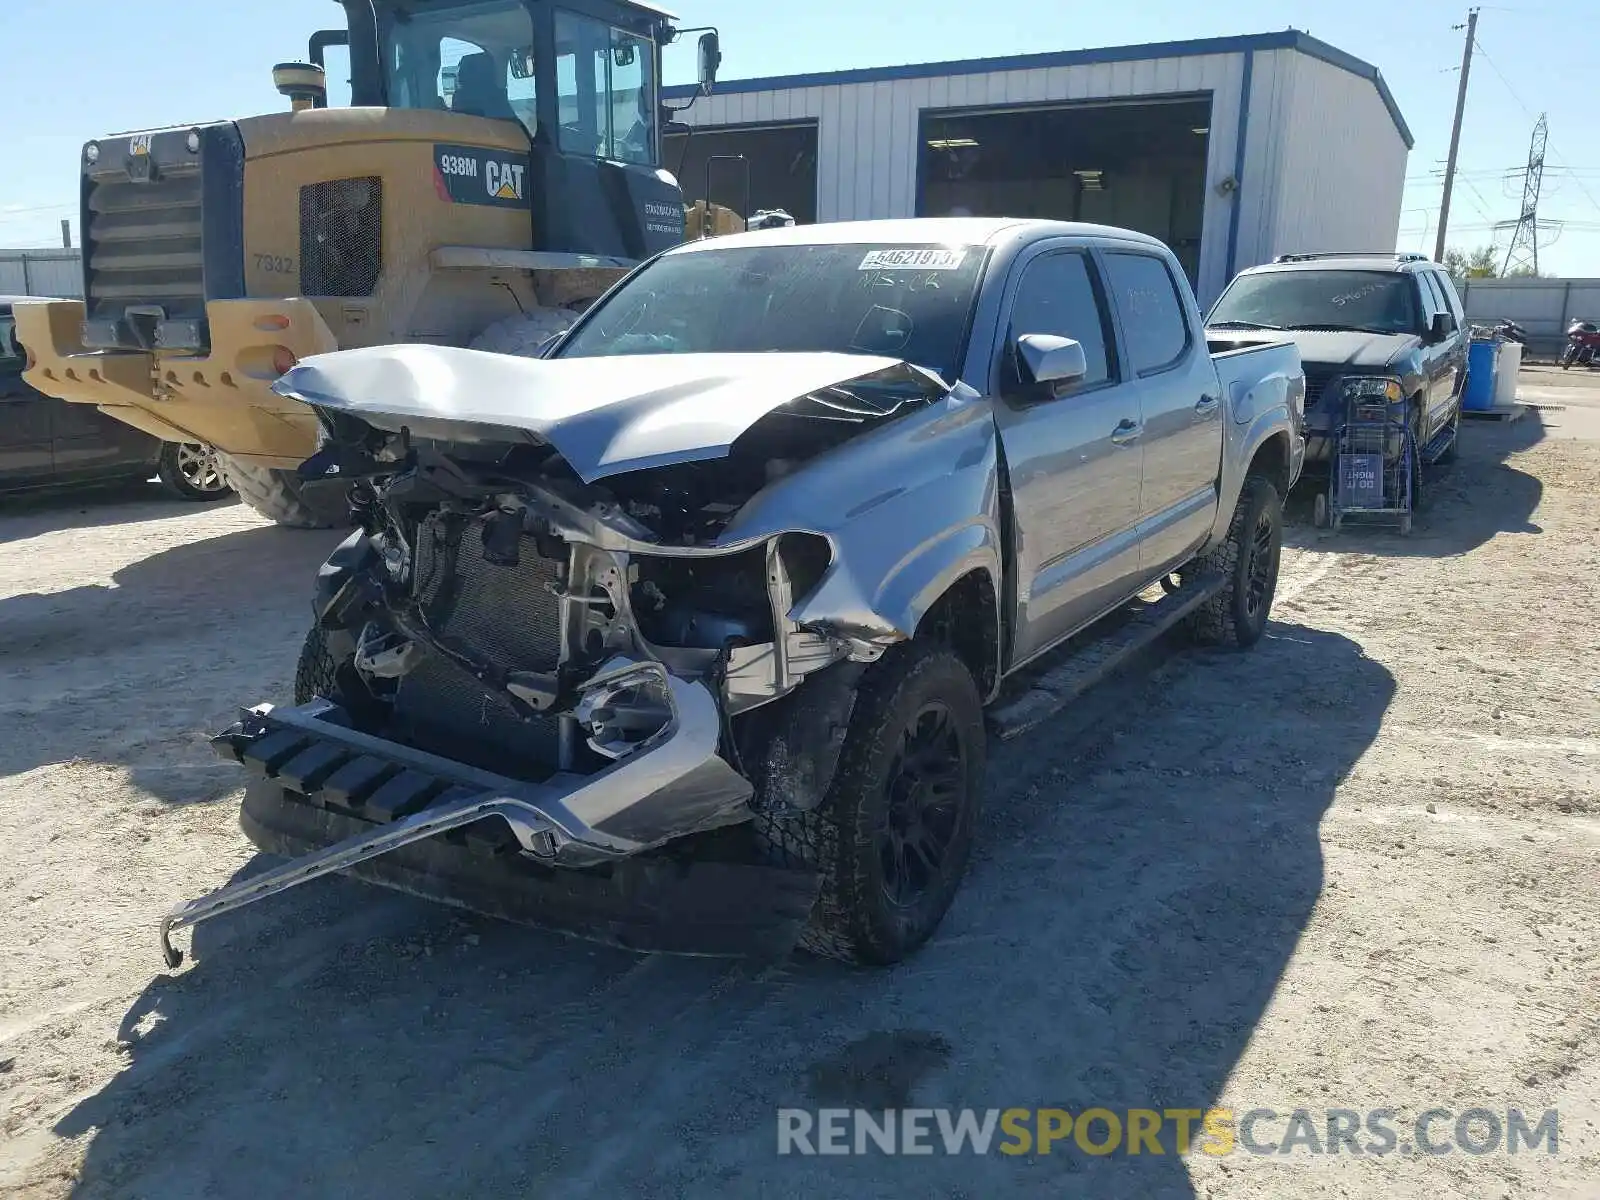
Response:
[171,218,1305,970]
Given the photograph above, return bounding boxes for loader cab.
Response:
[313,0,716,259]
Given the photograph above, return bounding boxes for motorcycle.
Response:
[1561,320,1600,369]
[1494,319,1529,345]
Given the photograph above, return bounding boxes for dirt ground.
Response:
[1,367,1597,1199]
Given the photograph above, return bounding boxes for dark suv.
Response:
[1206,252,1468,492]
[1,298,231,502]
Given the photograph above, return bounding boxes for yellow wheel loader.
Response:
[13,0,734,527]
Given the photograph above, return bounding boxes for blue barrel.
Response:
[1463,340,1499,411]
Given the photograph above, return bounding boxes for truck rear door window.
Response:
[1105,252,1191,376]
[1005,251,1114,389]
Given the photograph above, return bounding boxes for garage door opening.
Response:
[919,96,1212,284]
[664,121,819,226]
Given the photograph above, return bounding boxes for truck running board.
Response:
[1422,419,1460,464]
[986,571,1224,741]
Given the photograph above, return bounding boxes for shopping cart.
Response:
[1313,395,1414,535]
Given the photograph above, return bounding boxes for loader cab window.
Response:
[383,0,538,139]
[555,10,657,165]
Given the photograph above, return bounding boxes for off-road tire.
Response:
[222,457,350,529]
[294,625,339,706]
[1185,474,1282,649]
[753,643,986,965]
[469,307,575,357]
[156,442,232,502]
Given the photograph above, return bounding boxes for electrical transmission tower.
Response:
[1502,114,1547,276]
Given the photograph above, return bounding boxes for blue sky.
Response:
[4,0,1598,273]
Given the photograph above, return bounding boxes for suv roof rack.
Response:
[1273,251,1430,264]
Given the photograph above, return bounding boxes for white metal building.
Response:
[664,31,1412,306]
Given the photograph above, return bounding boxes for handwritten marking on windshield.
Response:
[857,270,945,293]
[1331,282,1387,307]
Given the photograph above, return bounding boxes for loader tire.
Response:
[752,643,986,966]
[469,306,575,357]
[221,457,350,529]
[1185,473,1282,649]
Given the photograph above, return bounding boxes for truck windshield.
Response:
[555,243,989,379]
[383,1,540,139]
[1210,270,1421,335]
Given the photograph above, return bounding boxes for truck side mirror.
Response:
[698,32,722,92]
[1016,333,1088,388]
[1430,311,1455,343]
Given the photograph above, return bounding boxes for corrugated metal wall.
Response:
[0,251,83,298]
[1266,54,1408,259]
[1459,276,1600,356]
[677,52,1251,304]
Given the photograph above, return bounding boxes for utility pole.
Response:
[60,219,71,249]
[1434,7,1479,264]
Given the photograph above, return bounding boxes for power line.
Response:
[1542,146,1600,221]
[1471,37,1534,119]
[1462,177,1499,227]
[1472,32,1600,222]
[0,202,76,219]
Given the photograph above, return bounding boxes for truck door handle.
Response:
[1110,419,1142,446]
[1195,394,1220,416]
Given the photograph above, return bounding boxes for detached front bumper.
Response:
[161,661,803,967]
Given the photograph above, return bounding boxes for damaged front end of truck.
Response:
[163,343,1001,966]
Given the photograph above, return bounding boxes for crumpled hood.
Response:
[1286,329,1419,372]
[274,345,942,483]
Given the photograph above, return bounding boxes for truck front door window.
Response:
[556,11,656,164]
[1104,252,1192,376]
[1005,251,1114,393]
